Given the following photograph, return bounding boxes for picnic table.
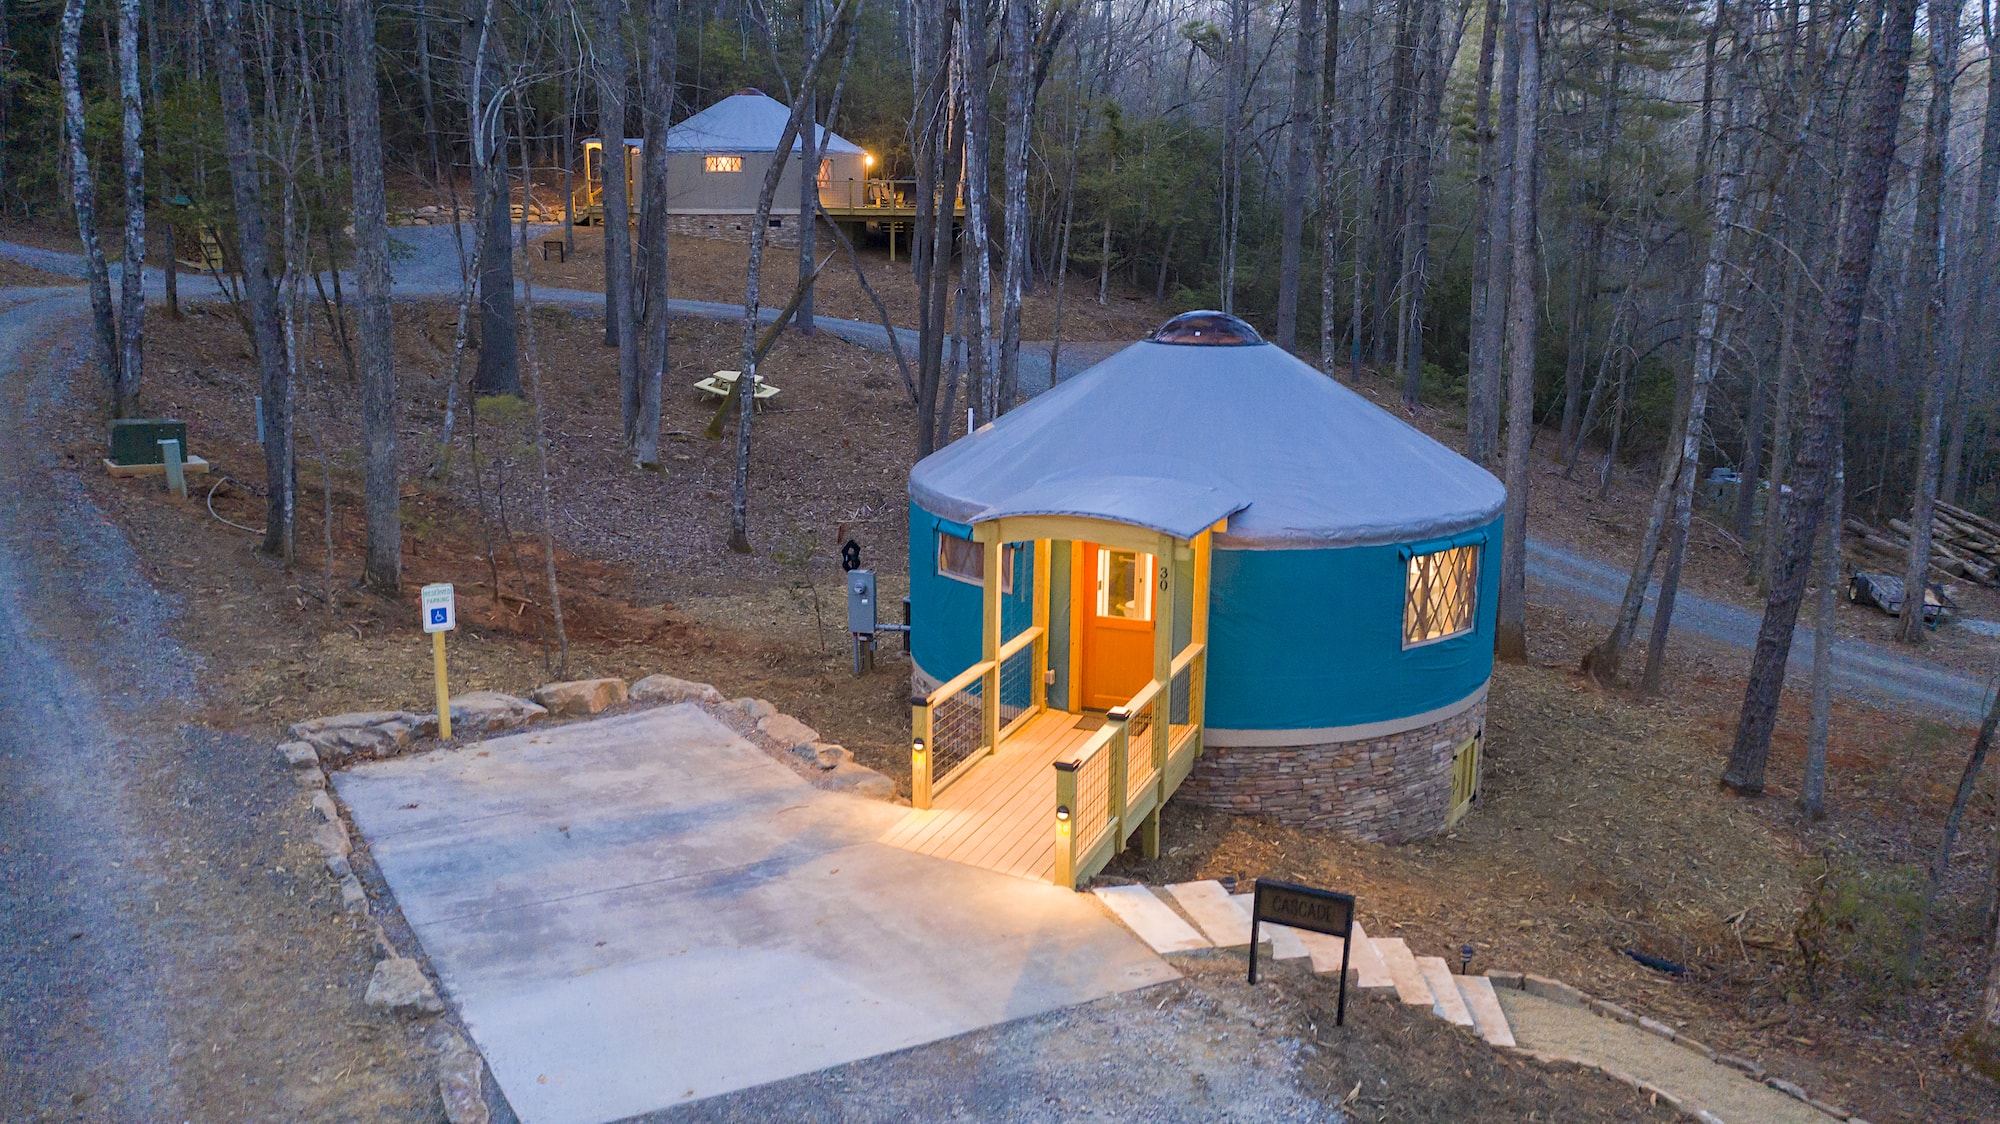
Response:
[694,370,781,410]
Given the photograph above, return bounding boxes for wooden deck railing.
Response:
[910,625,1044,809]
[1052,643,1206,889]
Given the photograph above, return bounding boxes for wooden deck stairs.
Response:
[1091,879,1517,1049]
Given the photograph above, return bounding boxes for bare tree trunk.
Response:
[1319,0,1342,374]
[729,0,852,552]
[1800,443,1842,818]
[1640,4,1755,694]
[212,0,294,560]
[1896,0,1964,643]
[115,0,144,412]
[1467,0,1512,466]
[469,13,519,396]
[1220,0,1248,313]
[1945,8,2000,506]
[1493,0,1538,662]
[1276,0,1321,352]
[1934,682,2000,888]
[342,0,399,593]
[1757,256,1803,588]
[959,0,993,423]
[635,0,676,466]
[1096,140,1114,306]
[60,0,121,408]
[1725,0,1922,794]
[1464,0,1496,424]
[797,0,820,335]
[1399,0,1447,408]
[915,33,962,455]
[995,0,1032,411]
[594,0,640,444]
[515,122,571,678]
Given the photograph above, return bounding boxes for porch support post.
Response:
[1192,528,1213,740]
[1032,538,1051,714]
[1153,534,1175,800]
[1053,761,1079,888]
[977,526,1002,754]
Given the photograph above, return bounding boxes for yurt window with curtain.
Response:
[937,531,1016,593]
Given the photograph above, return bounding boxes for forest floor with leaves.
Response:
[77,297,2000,1122]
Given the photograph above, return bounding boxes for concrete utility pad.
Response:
[335,704,1176,1124]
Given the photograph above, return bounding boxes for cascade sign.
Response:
[1248,878,1357,1025]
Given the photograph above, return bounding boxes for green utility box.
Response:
[108,419,190,466]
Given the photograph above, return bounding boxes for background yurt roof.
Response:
[661,89,865,155]
[909,334,1506,550]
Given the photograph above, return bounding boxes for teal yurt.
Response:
[905,312,1505,844]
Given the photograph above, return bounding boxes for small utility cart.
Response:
[1848,570,1955,629]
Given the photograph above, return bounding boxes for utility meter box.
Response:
[108,419,188,466]
[847,569,877,636]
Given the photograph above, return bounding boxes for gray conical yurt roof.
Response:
[909,323,1505,550]
[662,90,865,155]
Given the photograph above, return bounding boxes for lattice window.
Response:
[1404,543,1479,646]
[704,154,743,173]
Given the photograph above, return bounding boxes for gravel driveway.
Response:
[0,290,435,1120]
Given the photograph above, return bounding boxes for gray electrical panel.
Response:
[847,569,878,636]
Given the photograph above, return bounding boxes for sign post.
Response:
[1249,878,1358,1026]
[421,583,456,740]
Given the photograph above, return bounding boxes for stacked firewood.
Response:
[1845,500,2000,586]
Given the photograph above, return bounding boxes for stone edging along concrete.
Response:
[274,672,898,1124]
[1484,969,1868,1124]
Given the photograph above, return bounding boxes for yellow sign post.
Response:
[421,583,456,740]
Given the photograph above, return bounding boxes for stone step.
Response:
[1291,929,1351,974]
[1372,937,1436,1007]
[1166,881,1252,947]
[1228,893,1310,960]
[1091,885,1209,954]
[1456,974,1516,1047]
[1415,956,1476,1027]
[1347,921,1395,989]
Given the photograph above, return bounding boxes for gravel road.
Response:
[1526,539,1992,722]
[0,289,434,1120]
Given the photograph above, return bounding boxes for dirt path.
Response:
[1496,989,1832,1123]
[0,292,434,1120]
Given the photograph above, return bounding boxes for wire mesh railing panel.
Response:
[1169,660,1191,726]
[1071,743,1113,852]
[998,637,1037,727]
[1127,691,1156,749]
[929,676,986,788]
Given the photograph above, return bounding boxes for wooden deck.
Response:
[880,710,1193,883]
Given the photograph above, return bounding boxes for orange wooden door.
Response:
[1078,543,1157,710]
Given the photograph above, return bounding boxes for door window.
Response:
[1096,549,1154,621]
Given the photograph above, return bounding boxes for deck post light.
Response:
[1055,805,1070,823]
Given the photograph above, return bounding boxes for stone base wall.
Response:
[1179,696,1486,843]
[667,212,801,247]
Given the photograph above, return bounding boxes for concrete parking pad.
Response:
[334,704,1176,1124]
